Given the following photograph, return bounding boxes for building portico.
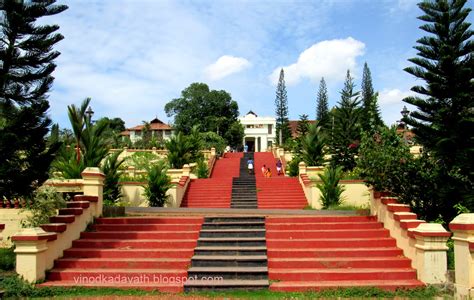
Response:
[239,111,276,152]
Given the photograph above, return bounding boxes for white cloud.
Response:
[269,37,365,86]
[204,55,251,81]
[378,88,414,105]
[378,88,416,126]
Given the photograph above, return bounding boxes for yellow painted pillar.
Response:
[12,228,56,282]
[81,167,105,217]
[450,213,474,299]
[411,223,450,284]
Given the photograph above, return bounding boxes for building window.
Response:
[268,124,272,134]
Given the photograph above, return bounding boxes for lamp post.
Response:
[400,106,410,144]
[85,106,94,125]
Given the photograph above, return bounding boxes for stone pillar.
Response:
[298,161,307,175]
[12,228,56,282]
[411,223,450,284]
[210,147,216,157]
[182,164,191,177]
[81,167,105,218]
[449,213,474,298]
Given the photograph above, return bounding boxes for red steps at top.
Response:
[210,152,242,178]
[265,215,424,292]
[180,178,232,208]
[256,177,307,209]
[252,152,307,209]
[254,152,279,178]
[40,217,203,292]
[181,152,242,208]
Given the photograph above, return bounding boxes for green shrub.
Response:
[143,161,172,207]
[0,247,15,271]
[300,122,325,166]
[21,187,66,228]
[102,151,125,206]
[128,151,159,170]
[287,157,301,177]
[196,159,209,179]
[317,165,345,209]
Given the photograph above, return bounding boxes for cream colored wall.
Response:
[304,180,370,209]
[120,183,146,206]
[0,209,31,247]
[120,176,190,208]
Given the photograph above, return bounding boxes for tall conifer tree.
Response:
[316,77,329,127]
[361,62,383,133]
[0,0,67,198]
[275,69,291,144]
[330,70,362,171]
[403,0,474,216]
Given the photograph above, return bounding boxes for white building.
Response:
[238,111,276,152]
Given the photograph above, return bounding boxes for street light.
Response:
[401,106,410,118]
[85,106,94,124]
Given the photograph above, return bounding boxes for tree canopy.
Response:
[403,0,474,218]
[165,82,243,148]
[0,0,67,198]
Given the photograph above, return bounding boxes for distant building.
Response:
[238,111,276,152]
[288,120,317,138]
[121,118,174,143]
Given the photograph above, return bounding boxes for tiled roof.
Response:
[289,120,317,138]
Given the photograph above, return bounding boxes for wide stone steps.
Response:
[42,217,203,293]
[265,215,423,291]
[185,215,269,291]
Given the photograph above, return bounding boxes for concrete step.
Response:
[200,229,265,238]
[205,217,265,223]
[269,279,424,292]
[95,217,203,225]
[194,246,267,256]
[191,255,268,267]
[202,221,265,229]
[184,279,269,292]
[198,237,266,247]
[268,257,411,269]
[63,248,196,259]
[268,268,417,281]
[188,266,268,280]
[266,238,397,248]
[72,239,198,249]
[267,247,403,258]
[266,229,390,239]
[54,258,190,269]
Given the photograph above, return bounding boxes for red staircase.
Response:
[210,152,242,178]
[40,217,203,292]
[256,177,307,209]
[266,216,424,291]
[254,152,279,177]
[180,178,232,208]
[181,153,241,208]
[253,152,307,209]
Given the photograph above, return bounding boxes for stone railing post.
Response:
[298,161,307,175]
[182,164,191,177]
[449,213,474,298]
[411,223,450,284]
[12,228,56,282]
[81,167,105,218]
[210,147,216,157]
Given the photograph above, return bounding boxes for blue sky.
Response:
[46,0,473,129]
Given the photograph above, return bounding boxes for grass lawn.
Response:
[0,272,453,299]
